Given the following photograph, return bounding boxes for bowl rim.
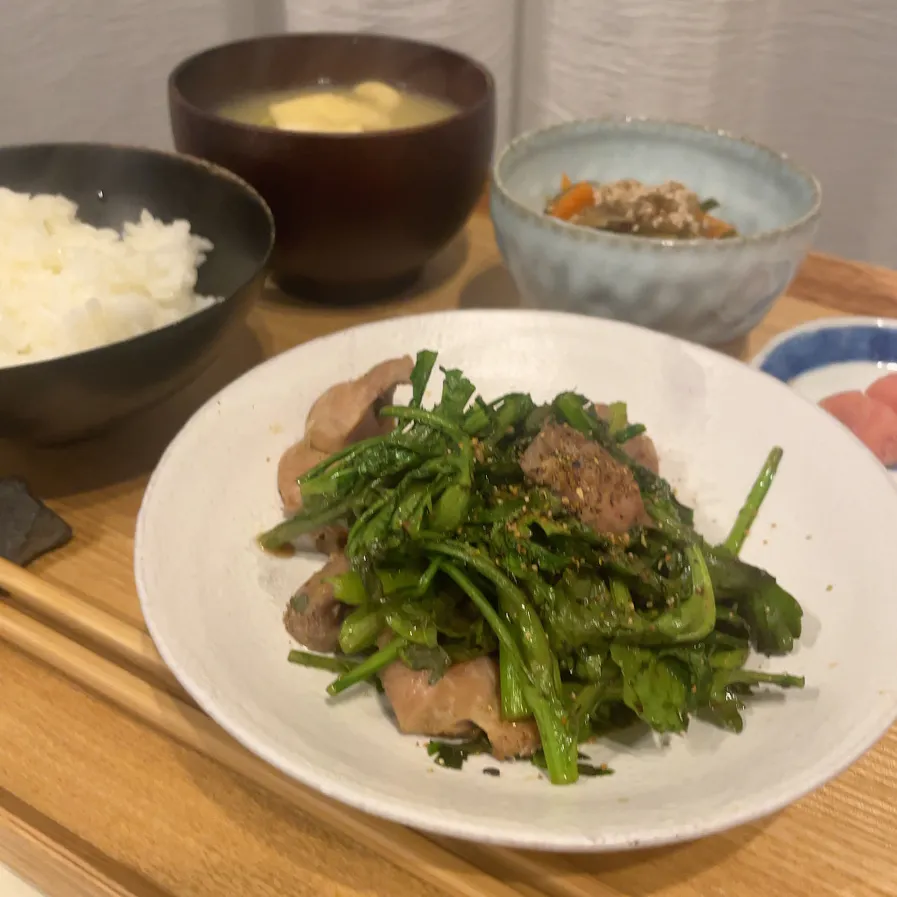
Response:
[167,31,496,141]
[491,116,823,249]
[750,315,897,375]
[0,141,275,373]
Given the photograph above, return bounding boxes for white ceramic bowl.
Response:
[491,118,822,346]
[136,310,897,851]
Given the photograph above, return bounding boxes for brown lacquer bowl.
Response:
[169,32,495,296]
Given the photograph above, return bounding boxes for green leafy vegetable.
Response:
[288,651,359,675]
[328,571,367,606]
[427,735,492,769]
[327,638,406,696]
[610,644,693,733]
[410,350,437,408]
[400,643,451,684]
[531,750,614,777]
[263,348,806,785]
[724,447,783,556]
[615,423,647,443]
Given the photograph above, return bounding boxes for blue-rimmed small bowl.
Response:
[753,316,897,399]
[752,316,897,475]
[490,118,822,346]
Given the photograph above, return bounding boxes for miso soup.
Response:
[218,81,458,134]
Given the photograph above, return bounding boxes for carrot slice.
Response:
[702,213,737,238]
[547,181,595,221]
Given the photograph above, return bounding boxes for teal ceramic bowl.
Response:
[490,118,822,345]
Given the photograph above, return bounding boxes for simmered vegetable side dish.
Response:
[545,175,738,239]
[259,352,804,786]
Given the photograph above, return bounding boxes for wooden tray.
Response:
[2,214,897,897]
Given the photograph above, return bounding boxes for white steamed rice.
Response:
[0,187,222,367]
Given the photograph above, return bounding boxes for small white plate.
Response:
[136,310,897,851]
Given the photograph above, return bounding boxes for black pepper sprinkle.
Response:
[483,767,501,777]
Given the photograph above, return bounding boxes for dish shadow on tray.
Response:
[458,263,753,360]
[427,771,768,896]
[146,715,437,894]
[262,231,470,310]
[166,686,767,897]
[0,321,266,499]
[171,745,482,895]
[459,263,522,311]
[486,822,766,897]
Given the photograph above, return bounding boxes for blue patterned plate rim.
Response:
[751,316,897,382]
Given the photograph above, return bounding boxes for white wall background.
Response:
[1,0,896,265]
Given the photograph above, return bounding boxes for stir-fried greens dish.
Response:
[259,351,804,786]
[545,175,738,239]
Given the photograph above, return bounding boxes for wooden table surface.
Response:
[2,211,897,897]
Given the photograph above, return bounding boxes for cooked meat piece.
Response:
[379,655,541,760]
[274,357,413,553]
[311,527,348,555]
[279,356,414,510]
[305,356,414,454]
[276,437,349,553]
[593,403,660,475]
[520,422,649,535]
[620,430,660,476]
[277,437,328,514]
[0,477,72,566]
[283,554,350,652]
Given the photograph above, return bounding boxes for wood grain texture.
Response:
[2,213,896,897]
[0,598,524,897]
[0,557,182,697]
[0,791,142,897]
[790,251,897,318]
[1,644,463,897]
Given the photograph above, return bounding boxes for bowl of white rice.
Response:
[0,143,273,443]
